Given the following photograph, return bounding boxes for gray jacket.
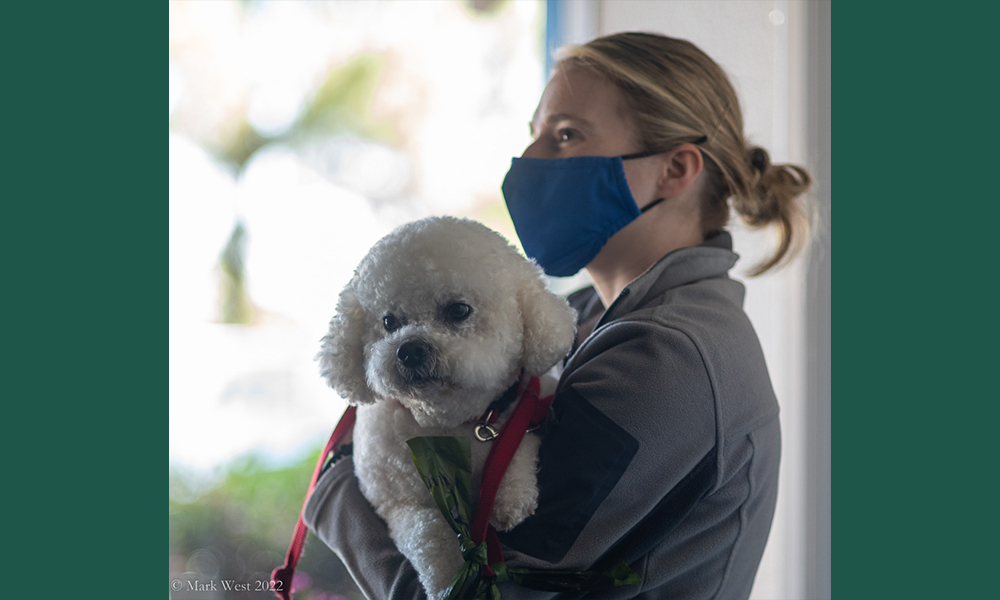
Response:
[305,231,780,599]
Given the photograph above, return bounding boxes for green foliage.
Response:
[218,52,395,171]
[297,54,394,143]
[169,447,362,599]
[218,117,269,175]
[463,0,511,18]
[170,452,311,549]
[213,53,397,324]
[219,220,254,325]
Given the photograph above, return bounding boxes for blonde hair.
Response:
[557,32,811,276]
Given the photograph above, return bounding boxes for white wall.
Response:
[556,2,832,598]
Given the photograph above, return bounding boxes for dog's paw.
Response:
[491,436,541,531]
[419,545,467,599]
[490,489,538,531]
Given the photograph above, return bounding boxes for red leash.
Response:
[272,405,356,600]
[471,377,553,576]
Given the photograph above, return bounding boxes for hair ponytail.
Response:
[558,32,813,276]
[733,146,812,275]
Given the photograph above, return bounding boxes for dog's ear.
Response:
[517,270,578,376]
[317,283,377,405]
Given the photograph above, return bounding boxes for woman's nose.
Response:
[520,138,549,159]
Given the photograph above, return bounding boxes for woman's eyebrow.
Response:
[530,113,594,134]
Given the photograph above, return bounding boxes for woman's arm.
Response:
[498,321,718,571]
[304,456,427,600]
[304,456,565,600]
[304,321,720,599]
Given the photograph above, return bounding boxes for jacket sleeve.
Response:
[303,456,427,600]
[497,319,719,592]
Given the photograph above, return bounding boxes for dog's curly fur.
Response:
[317,217,577,598]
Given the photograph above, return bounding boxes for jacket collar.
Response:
[596,231,740,328]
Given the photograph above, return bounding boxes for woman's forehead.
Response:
[532,63,629,129]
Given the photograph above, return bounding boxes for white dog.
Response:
[317,216,577,598]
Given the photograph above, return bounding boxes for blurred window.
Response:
[169,2,547,597]
[169,0,545,470]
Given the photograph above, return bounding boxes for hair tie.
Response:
[749,147,770,174]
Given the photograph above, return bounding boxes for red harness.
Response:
[271,405,356,600]
[471,376,551,576]
[272,377,553,599]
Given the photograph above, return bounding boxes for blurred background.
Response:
[168,2,830,599]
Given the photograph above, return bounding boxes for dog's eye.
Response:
[383,314,400,332]
[444,302,472,322]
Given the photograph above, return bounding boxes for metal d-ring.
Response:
[474,410,499,442]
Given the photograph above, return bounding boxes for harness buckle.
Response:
[474,410,499,442]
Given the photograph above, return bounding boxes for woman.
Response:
[305,32,811,599]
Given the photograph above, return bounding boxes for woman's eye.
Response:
[383,314,400,331]
[444,302,472,322]
[557,128,576,142]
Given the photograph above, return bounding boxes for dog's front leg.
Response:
[383,504,466,599]
[489,432,541,531]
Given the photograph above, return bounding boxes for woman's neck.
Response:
[586,209,704,308]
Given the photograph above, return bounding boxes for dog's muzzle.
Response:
[396,339,436,383]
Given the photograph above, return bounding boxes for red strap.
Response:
[485,526,504,573]
[272,405,357,600]
[471,377,554,574]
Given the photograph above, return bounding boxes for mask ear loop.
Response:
[640,196,667,213]
[620,148,665,161]
[628,136,707,214]
[621,135,708,162]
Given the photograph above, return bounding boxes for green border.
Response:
[837,2,993,598]
[8,2,163,594]
[11,1,995,596]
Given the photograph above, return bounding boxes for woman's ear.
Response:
[517,267,578,375]
[317,283,377,405]
[656,142,705,199]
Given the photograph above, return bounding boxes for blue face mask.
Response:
[501,150,666,277]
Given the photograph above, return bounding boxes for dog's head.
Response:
[318,217,577,428]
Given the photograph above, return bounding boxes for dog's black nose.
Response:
[397,340,431,369]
